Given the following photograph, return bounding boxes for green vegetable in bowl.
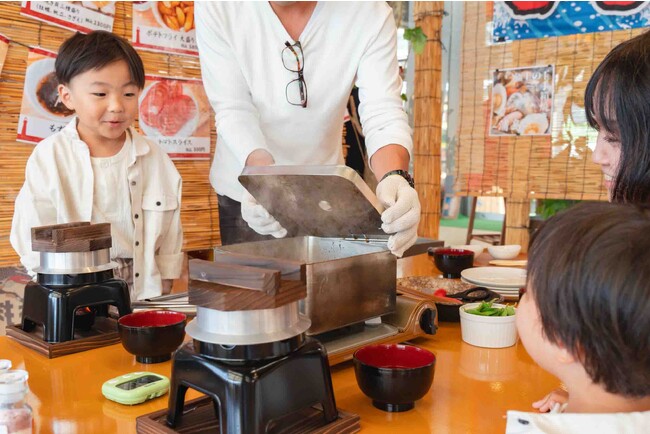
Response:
[464,300,515,317]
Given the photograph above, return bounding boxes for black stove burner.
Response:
[167,337,338,433]
[21,270,131,343]
[193,333,305,364]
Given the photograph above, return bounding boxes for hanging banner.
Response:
[490,65,554,137]
[132,1,197,57]
[0,34,9,74]
[17,47,74,144]
[493,1,650,43]
[138,75,210,160]
[20,1,116,34]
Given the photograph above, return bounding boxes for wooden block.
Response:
[188,279,306,311]
[5,316,120,358]
[189,259,281,295]
[135,395,361,434]
[213,251,306,282]
[31,222,112,252]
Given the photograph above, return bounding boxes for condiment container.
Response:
[0,370,32,434]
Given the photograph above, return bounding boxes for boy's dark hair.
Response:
[528,202,650,397]
[585,30,650,204]
[55,30,145,88]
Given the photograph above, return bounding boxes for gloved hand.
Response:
[240,189,288,238]
[376,175,421,257]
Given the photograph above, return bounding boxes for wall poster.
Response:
[138,74,210,160]
[490,65,554,137]
[20,1,116,34]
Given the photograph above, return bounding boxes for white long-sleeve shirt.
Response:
[10,120,184,300]
[196,1,412,200]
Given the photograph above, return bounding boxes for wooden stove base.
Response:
[5,316,120,358]
[136,396,360,434]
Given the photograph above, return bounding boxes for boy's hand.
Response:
[532,388,569,412]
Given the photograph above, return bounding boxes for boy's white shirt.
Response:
[10,119,183,300]
[505,409,650,433]
[90,131,135,259]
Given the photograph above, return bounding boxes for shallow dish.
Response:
[487,244,521,260]
[353,344,435,412]
[449,244,485,257]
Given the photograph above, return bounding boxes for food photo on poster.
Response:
[490,65,554,136]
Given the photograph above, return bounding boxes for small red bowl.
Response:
[353,344,436,412]
[431,248,474,279]
[118,310,186,364]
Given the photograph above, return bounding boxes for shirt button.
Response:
[131,181,136,186]
[134,214,139,219]
[135,272,140,278]
[156,201,161,206]
[135,241,140,246]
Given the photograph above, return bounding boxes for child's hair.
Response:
[55,30,145,88]
[527,201,650,397]
[585,30,650,204]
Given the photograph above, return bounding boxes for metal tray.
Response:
[239,165,385,238]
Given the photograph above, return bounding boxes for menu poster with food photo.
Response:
[138,75,210,160]
[20,1,116,34]
[490,65,554,137]
[132,1,197,57]
[0,34,9,74]
[17,47,74,144]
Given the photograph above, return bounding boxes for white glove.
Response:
[376,175,420,257]
[240,190,288,238]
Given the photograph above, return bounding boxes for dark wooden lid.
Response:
[31,222,112,253]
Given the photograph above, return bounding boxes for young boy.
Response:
[10,31,183,301]
[506,202,650,432]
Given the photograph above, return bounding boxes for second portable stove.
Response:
[166,259,337,434]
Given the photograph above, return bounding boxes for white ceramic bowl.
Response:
[450,244,485,257]
[459,303,517,348]
[487,244,521,260]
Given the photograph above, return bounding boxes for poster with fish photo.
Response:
[490,65,554,137]
[138,75,210,160]
[0,34,9,74]
[17,47,74,144]
[20,1,115,34]
[132,1,197,57]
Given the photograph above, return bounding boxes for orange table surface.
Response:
[1,253,561,433]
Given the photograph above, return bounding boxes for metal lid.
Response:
[239,165,386,238]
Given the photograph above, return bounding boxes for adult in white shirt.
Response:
[196,1,420,256]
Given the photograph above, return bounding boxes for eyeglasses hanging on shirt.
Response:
[282,41,308,108]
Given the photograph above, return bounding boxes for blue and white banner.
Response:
[493,1,650,43]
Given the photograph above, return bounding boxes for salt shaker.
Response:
[0,370,33,434]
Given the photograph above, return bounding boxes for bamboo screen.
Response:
[0,2,219,267]
[454,2,647,247]
[413,1,443,240]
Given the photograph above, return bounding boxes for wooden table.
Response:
[1,253,560,433]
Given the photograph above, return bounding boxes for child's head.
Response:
[521,202,650,398]
[586,31,650,203]
[56,31,145,148]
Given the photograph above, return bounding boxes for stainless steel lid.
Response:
[33,248,118,274]
[239,165,386,238]
[186,303,311,345]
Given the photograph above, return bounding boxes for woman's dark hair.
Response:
[585,30,650,204]
[55,30,145,88]
[527,202,650,397]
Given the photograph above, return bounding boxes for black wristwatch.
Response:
[381,170,415,188]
